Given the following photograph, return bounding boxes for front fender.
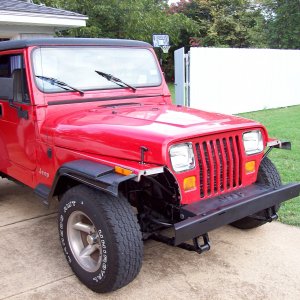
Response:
[35,159,136,206]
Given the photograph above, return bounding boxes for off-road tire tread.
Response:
[59,185,143,293]
[256,157,281,188]
[231,157,281,229]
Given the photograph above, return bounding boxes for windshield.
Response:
[32,47,162,93]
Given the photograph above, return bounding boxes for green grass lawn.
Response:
[239,106,300,227]
[167,82,299,226]
[168,82,175,101]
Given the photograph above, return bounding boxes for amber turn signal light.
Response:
[183,176,196,191]
[245,161,256,174]
[115,166,133,176]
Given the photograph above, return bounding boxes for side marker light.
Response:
[115,166,133,176]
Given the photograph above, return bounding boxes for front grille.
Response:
[195,135,242,198]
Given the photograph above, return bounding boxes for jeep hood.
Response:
[49,104,263,164]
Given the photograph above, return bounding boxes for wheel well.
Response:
[119,168,181,221]
[53,176,81,200]
[53,168,180,222]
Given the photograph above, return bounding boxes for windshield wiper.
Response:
[36,75,84,96]
[95,70,136,92]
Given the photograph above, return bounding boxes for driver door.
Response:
[0,53,36,176]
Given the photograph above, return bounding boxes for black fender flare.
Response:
[35,160,136,206]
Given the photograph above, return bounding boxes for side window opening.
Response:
[0,54,30,103]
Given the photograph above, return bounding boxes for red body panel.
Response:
[0,44,270,205]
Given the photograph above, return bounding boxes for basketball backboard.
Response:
[152,34,170,47]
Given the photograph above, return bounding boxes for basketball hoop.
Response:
[160,45,171,54]
[153,34,170,48]
[153,34,171,55]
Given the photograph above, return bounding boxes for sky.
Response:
[168,0,180,4]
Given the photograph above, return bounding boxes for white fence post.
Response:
[186,50,190,107]
[174,47,186,105]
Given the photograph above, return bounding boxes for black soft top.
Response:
[0,38,152,51]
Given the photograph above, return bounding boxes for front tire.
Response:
[231,157,281,229]
[58,185,143,293]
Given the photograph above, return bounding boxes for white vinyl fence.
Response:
[174,47,300,114]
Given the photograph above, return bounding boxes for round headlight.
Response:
[170,143,195,172]
[243,130,264,155]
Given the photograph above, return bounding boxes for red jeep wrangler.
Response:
[0,38,299,293]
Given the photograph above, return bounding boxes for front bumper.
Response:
[174,183,300,245]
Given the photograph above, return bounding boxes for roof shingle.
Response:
[0,0,86,18]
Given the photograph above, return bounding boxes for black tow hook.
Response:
[192,233,211,254]
[266,207,278,222]
[151,233,211,254]
[251,207,278,223]
[177,233,211,254]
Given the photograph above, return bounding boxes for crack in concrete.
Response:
[0,212,58,229]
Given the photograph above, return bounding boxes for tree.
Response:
[34,0,199,46]
[257,0,300,49]
[170,0,268,48]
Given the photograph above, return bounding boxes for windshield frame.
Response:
[30,46,163,95]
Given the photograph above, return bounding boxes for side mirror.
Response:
[0,77,13,100]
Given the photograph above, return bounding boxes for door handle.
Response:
[17,107,29,120]
[8,99,29,120]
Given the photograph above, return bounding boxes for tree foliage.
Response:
[34,0,199,46]
[35,0,299,49]
[170,0,299,49]
[257,0,300,49]
[170,0,268,48]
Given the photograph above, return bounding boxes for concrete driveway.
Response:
[0,178,300,300]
